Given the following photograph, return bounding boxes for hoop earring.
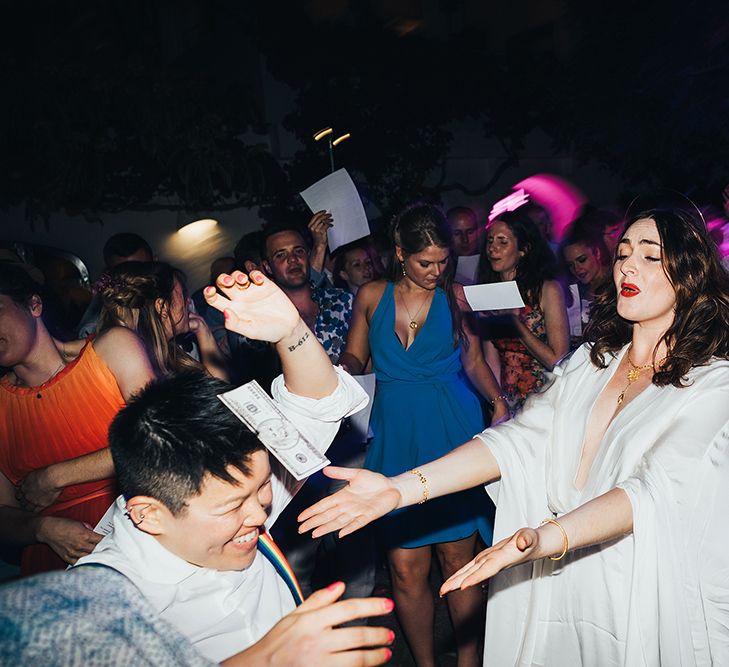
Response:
[400,261,407,278]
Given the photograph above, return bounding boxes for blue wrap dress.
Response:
[364,282,495,548]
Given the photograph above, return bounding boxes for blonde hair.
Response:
[96,261,201,375]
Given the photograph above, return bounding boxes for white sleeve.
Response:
[475,368,559,510]
[617,376,729,666]
[265,366,368,529]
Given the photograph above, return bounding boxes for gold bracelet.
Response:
[490,394,509,406]
[540,518,569,561]
[409,468,429,504]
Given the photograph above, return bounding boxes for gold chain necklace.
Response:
[616,345,657,405]
[399,284,433,330]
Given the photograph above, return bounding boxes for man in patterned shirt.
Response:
[260,224,352,364]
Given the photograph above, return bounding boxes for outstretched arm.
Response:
[298,436,501,538]
[204,270,337,398]
[440,487,633,595]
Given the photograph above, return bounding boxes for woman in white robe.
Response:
[299,204,729,666]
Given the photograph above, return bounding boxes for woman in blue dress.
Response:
[339,203,508,667]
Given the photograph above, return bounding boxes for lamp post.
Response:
[313,127,351,173]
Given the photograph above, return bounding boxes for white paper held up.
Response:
[463,281,525,311]
[300,168,370,252]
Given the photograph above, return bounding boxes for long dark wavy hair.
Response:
[584,208,729,386]
[388,202,465,347]
[477,208,558,306]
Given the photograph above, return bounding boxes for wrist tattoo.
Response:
[287,331,310,352]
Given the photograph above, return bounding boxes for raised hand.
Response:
[439,527,539,596]
[308,210,333,249]
[298,467,401,538]
[204,270,300,343]
[226,581,394,666]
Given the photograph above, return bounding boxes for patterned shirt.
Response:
[312,285,353,364]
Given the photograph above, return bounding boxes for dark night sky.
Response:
[2,1,729,220]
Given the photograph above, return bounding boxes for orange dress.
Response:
[0,339,125,575]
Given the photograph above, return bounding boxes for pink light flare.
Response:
[514,174,587,242]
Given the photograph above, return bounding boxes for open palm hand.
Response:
[204,270,300,343]
[440,527,540,596]
[298,467,401,539]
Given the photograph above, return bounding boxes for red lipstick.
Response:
[620,283,640,298]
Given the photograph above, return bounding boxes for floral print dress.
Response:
[490,304,549,413]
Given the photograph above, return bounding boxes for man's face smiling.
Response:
[264,231,311,290]
[152,450,273,571]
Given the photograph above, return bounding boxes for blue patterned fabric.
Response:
[312,285,353,364]
[0,565,214,666]
[364,283,494,548]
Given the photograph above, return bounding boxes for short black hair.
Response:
[233,230,264,269]
[109,371,265,515]
[0,261,44,308]
[259,223,311,261]
[102,233,153,267]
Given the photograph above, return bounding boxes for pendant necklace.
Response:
[616,345,658,406]
[399,285,432,330]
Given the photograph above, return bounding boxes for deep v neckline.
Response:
[572,345,654,491]
[393,285,436,352]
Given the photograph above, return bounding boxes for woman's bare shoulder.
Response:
[93,326,147,360]
[357,279,389,309]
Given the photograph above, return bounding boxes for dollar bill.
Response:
[218,380,330,481]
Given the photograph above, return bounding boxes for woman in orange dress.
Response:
[0,261,155,575]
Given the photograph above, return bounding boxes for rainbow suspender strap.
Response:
[257,531,304,606]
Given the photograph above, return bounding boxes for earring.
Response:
[139,513,145,521]
[400,261,407,278]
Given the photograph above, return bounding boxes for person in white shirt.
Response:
[77,270,394,666]
[300,205,729,666]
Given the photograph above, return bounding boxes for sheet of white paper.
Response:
[455,254,480,286]
[300,168,370,252]
[349,373,375,442]
[463,281,525,311]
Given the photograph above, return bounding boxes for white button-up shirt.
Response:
[77,368,367,662]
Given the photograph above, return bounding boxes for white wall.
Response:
[1,205,264,290]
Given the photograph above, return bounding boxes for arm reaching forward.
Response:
[298,437,502,538]
[439,487,633,595]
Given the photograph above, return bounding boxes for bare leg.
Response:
[388,545,436,667]
[436,533,484,667]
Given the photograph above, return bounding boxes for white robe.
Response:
[476,344,729,666]
[77,367,368,663]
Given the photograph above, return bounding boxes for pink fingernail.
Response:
[387,630,395,643]
[327,581,343,591]
[383,598,394,613]
[204,286,216,296]
[222,276,234,286]
[223,310,230,320]
[384,648,392,661]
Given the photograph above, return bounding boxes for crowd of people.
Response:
[1,188,729,666]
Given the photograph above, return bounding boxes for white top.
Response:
[77,367,368,663]
[476,344,729,666]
